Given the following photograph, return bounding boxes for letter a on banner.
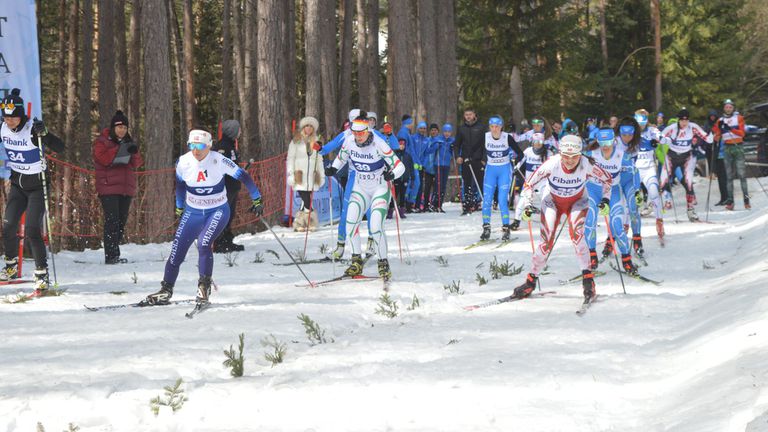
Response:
[0,0,43,119]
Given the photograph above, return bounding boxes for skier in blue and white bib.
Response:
[584,128,639,275]
[480,116,523,242]
[511,132,554,230]
[325,115,405,281]
[0,88,65,291]
[143,129,263,306]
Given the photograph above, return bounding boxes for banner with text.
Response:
[0,0,42,119]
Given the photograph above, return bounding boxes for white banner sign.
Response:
[0,0,42,119]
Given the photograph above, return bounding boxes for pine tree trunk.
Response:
[417,0,438,124]
[141,0,174,169]
[367,0,380,117]
[233,0,246,122]
[651,0,662,111]
[509,65,525,128]
[257,0,286,158]
[168,0,187,151]
[388,0,416,121]
[64,0,79,150]
[97,0,117,129]
[221,0,232,120]
[128,0,141,141]
[242,0,259,156]
[182,0,198,131]
[115,0,129,111]
[304,0,322,120]
[355,0,370,109]
[319,0,338,136]
[281,0,297,140]
[436,0,457,125]
[386,34,394,122]
[76,0,95,162]
[338,0,354,122]
[413,1,425,121]
[598,0,612,106]
[55,0,67,127]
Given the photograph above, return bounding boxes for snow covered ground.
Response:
[2,176,768,432]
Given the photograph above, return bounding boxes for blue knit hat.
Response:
[442,123,453,132]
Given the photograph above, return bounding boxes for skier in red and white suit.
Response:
[511,134,612,301]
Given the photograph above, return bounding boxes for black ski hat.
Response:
[111,110,129,128]
[677,108,690,120]
[1,88,25,118]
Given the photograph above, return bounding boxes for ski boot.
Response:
[32,268,50,296]
[344,254,364,277]
[724,199,734,211]
[686,207,699,222]
[621,254,639,276]
[0,257,19,281]
[601,237,614,259]
[480,223,491,241]
[512,273,538,299]
[582,270,596,301]
[745,196,751,210]
[656,218,665,244]
[196,275,212,304]
[632,235,644,257]
[510,219,521,231]
[330,241,345,260]
[144,281,174,305]
[589,249,598,271]
[501,225,511,241]
[377,259,392,281]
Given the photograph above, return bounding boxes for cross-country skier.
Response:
[511,132,554,231]
[584,128,639,274]
[0,88,65,291]
[324,114,405,281]
[660,108,713,221]
[512,116,557,151]
[479,116,523,241]
[511,135,612,302]
[614,118,644,255]
[634,109,669,243]
[143,129,263,306]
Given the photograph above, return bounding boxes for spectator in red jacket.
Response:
[93,110,144,264]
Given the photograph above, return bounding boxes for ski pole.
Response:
[389,182,411,263]
[35,120,58,286]
[603,214,626,294]
[261,218,315,287]
[536,215,566,292]
[301,191,313,259]
[704,141,718,222]
[327,178,336,275]
[755,175,768,199]
[467,162,484,204]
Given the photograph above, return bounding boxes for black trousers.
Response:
[715,158,728,202]
[297,190,312,210]
[461,160,484,211]
[422,173,436,208]
[100,195,132,260]
[3,184,47,269]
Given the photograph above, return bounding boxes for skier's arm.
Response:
[520,160,552,204]
[692,123,713,144]
[589,162,613,200]
[223,155,261,199]
[507,135,523,163]
[619,155,639,191]
[320,131,346,156]
[174,167,186,209]
[34,129,65,154]
[378,139,405,180]
[331,142,350,171]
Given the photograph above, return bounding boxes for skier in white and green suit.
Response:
[325,112,405,280]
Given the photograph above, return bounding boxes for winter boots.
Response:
[378,259,392,281]
[510,219,521,231]
[513,273,538,299]
[621,254,639,276]
[0,257,18,281]
[589,249,598,271]
[330,242,345,260]
[582,270,596,301]
[745,196,751,210]
[196,276,212,304]
[344,254,364,277]
[501,225,511,241]
[145,281,174,305]
[293,209,309,232]
[480,223,491,241]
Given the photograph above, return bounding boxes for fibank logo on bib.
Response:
[551,176,580,185]
[350,150,375,160]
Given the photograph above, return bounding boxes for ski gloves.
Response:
[32,118,47,137]
[383,169,396,181]
[521,206,535,221]
[598,198,610,216]
[325,166,337,177]
[634,191,644,206]
[250,197,264,216]
[175,207,184,217]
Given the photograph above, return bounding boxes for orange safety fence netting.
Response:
[0,153,286,253]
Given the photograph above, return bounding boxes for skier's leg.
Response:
[498,167,511,225]
[25,189,48,269]
[369,184,391,258]
[163,210,204,286]
[531,195,561,275]
[338,171,356,242]
[584,183,602,251]
[2,185,28,261]
[345,189,370,256]
[566,195,591,271]
[197,205,230,278]
[481,166,498,225]
[609,187,631,255]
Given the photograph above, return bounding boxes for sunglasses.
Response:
[679,117,689,121]
[1,102,16,114]
[532,119,544,125]
[352,130,368,136]
[188,142,207,150]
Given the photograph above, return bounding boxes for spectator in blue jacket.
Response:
[398,115,420,212]
[412,121,430,211]
[431,123,454,212]
[420,124,440,212]
[388,122,412,219]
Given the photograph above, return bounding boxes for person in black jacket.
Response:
[704,109,728,206]
[453,108,487,215]
[212,119,244,252]
[0,88,65,291]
